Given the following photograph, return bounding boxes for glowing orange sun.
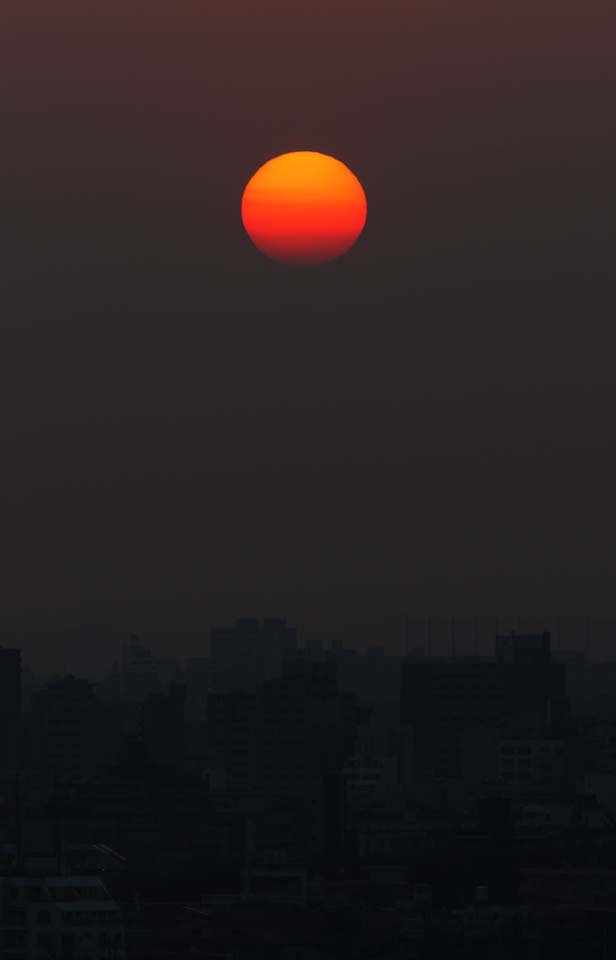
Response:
[241,151,367,267]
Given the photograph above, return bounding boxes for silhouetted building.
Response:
[496,631,551,666]
[205,691,257,792]
[139,682,186,769]
[498,736,567,789]
[120,636,180,703]
[31,677,114,779]
[184,656,211,762]
[400,633,569,800]
[0,874,125,960]
[280,657,338,698]
[209,618,297,693]
[0,648,21,770]
[205,655,359,865]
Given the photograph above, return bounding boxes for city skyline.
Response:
[2,614,616,958]
[7,615,616,678]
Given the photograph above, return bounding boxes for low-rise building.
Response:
[0,875,125,960]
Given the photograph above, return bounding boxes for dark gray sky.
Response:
[1,0,615,670]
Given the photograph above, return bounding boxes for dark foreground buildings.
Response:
[399,631,571,804]
[2,624,616,959]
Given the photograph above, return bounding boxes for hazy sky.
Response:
[1,0,615,668]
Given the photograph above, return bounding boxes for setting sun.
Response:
[241,151,367,267]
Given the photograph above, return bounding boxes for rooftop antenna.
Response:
[451,617,456,660]
[426,617,432,658]
[404,616,410,658]
[474,617,479,657]
[585,616,591,660]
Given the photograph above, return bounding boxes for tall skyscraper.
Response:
[209,618,298,692]
[400,633,568,790]
[0,647,21,770]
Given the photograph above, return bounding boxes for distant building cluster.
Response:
[1,620,616,958]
